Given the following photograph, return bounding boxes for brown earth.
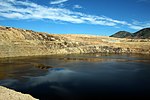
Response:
[0,26,150,58]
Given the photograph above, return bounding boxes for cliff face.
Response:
[0,26,150,58]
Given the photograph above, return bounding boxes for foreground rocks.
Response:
[0,26,150,58]
[0,86,38,100]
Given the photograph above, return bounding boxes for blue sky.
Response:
[0,0,150,36]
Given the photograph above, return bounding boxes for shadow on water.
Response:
[0,54,150,99]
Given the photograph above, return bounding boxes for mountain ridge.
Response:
[110,28,150,39]
[110,31,133,38]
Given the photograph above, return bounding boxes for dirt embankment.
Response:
[0,26,150,58]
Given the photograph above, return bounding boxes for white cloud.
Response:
[0,0,149,30]
[128,20,150,30]
[73,5,82,9]
[50,0,68,4]
[0,0,117,26]
[128,25,143,30]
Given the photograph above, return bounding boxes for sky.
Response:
[0,0,150,36]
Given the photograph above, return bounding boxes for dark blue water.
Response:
[0,54,150,99]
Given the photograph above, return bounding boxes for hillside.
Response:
[0,26,150,58]
[110,28,150,39]
[133,28,150,39]
[110,31,133,38]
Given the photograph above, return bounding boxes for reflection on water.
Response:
[0,54,150,99]
[27,68,75,87]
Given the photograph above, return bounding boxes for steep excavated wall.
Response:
[0,26,150,58]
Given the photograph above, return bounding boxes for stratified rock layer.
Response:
[0,26,150,58]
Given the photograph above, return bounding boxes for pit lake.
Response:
[0,54,150,99]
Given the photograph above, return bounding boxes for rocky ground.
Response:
[0,26,150,58]
[0,86,38,100]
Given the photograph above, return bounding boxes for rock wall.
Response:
[0,26,150,58]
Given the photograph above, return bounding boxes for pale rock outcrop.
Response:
[0,86,38,100]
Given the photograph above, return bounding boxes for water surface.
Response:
[0,54,150,99]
